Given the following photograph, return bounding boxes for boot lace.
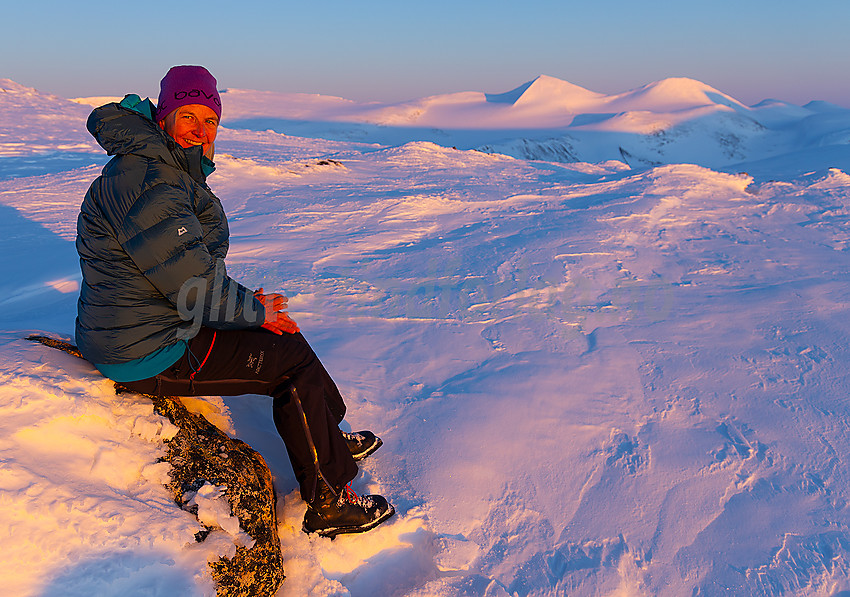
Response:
[338,483,374,509]
[341,430,362,443]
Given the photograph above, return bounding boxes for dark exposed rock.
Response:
[28,334,84,358]
[26,335,285,597]
[139,392,283,596]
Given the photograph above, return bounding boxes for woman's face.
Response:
[159,104,219,160]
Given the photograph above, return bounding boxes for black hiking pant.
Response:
[120,326,358,503]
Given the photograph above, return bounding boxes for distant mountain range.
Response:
[4,75,850,171]
[213,75,850,170]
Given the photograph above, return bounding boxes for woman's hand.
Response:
[254,288,300,334]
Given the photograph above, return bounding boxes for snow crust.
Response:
[3,77,850,596]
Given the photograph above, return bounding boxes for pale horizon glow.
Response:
[3,0,850,108]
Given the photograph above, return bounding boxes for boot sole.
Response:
[303,503,395,539]
[351,436,383,461]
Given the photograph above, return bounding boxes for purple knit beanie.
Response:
[155,65,222,122]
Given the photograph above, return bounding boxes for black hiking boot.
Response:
[342,430,383,461]
[303,481,395,538]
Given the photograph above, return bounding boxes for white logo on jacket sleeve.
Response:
[177,226,188,236]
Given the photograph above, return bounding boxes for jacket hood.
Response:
[87,94,212,183]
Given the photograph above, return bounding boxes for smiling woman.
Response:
[75,64,395,543]
[154,66,222,160]
[159,104,219,160]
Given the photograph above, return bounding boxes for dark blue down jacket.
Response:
[75,97,264,365]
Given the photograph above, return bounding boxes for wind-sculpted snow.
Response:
[0,336,213,596]
[3,81,850,595]
[0,80,104,178]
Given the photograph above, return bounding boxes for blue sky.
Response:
[4,0,849,107]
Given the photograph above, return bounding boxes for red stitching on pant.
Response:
[189,330,217,381]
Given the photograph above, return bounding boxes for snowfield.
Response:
[2,76,850,596]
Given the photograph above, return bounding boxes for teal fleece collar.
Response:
[119,94,156,119]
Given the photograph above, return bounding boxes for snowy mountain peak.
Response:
[612,77,747,112]
[486,75,603,109]
[803,99,847,112]
[480,75,751,120]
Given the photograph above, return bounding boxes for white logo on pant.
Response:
[177,226,188,236]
